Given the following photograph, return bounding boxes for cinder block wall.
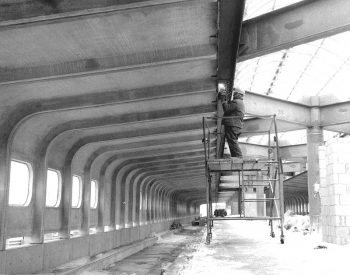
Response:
[319,137,350,245]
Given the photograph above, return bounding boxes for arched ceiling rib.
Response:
[2,0,350,208]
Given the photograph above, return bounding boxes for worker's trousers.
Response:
[224,126,242,158]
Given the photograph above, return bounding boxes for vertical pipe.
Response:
[273,115,285,241]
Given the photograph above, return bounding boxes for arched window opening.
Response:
[8,160,32,206]
[71,175,82,208]
[90,180,98,209]
[46,169,61,207]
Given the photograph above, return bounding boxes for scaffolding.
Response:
[202,114,285,244]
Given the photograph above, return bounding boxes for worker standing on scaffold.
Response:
[218,87,245,158]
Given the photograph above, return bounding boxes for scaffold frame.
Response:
[202,114,285,244]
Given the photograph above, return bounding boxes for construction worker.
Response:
[219,87,245,158]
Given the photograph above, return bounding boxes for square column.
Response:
[307,96,323,230]
[307,126,323,229]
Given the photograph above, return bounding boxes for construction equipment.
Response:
[202,114,285,244]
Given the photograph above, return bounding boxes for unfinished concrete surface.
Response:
[0,0,350,273]
[75,222,350,275]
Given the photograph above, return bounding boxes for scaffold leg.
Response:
[269,219,275,238]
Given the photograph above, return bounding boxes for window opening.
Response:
[6,236,24,248]
[8,160,32,206]
[46,169,61,207]
[90,180,98,209]
[72,175,82,208]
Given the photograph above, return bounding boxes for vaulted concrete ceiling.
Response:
[1,0,350,207]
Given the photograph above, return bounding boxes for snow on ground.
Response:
[70,221,350,275]
[165,220,350,275]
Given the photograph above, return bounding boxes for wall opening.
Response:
[46,169,61,207]
[90,179,98,209]
[8,160,32,206]
[72,175,82,208]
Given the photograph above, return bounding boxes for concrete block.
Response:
[335,205,350,215]
[333,184,347,194]
[43,239,71,271]
[6,244,43,274]
[333,164,347,174]
[335,237,348,245]
[345,216,350,227]
[338,174,350,184]
[335,227,350,237]
[70,236,89,260]
[318,150,326,161]
[336,216,347,227]
[339,194,350,205]
[325,235,334,243]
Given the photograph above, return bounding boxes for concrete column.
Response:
[229,192,239,215]
[112,170,120,229]
[0,145,9,250]
[97,174,105,231]
[141,179,151,224]
[133,179,141,226]
[307,96,323,229]
[146,182,152,223]
[124,173,132,228]
[119,177,126,228]
[30,160,47,243]
[61,166,72,238]
[81,172,91,235]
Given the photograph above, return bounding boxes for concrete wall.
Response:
[319,137,350,245]
[0,216,195,274]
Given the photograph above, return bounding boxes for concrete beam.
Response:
[242,117,304,135]
[280,144,307,161]
[245,92,310,125]
[320,101,350,127]
[215,0,245,158]
[217,0,245,84]
[239,0,350,61]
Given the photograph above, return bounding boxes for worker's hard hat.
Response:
[234,87,245,96]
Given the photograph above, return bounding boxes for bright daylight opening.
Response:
[8,160,32,206]
[46,169,61,207]
[71,175,82,208]
[90,180,98,209]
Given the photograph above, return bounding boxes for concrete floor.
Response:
[83,220,350,275]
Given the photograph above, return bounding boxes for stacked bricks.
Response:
[319,136,350,245]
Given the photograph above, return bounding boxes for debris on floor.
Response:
[170,221,183,230]
[284,210,310,232]
[191,216,206,226]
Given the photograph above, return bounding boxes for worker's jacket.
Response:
[222,98,245,128]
